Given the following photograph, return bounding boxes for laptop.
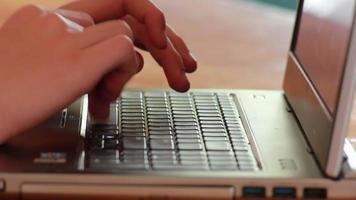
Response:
[1,0,356,199]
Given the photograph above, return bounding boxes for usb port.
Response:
[273,187,296,198]
[304,188,327,199]
[242,187,266,198]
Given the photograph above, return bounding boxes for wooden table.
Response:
[0,1,355,199]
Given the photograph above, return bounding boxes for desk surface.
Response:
[0,1,355,199]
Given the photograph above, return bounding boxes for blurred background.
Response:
[0,0,296,90]
[2,0,356,139]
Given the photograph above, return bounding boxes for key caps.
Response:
[149,131,173,135]
[175,130,200,135]
[150,139,175,150]
[122,132,146,137]
[173,115,196,118]
[147,111,169,115]
[199,117,223,121]
[148,118,171,123]
[149,127,172,131]
[122,128,145,133]
[204,137,228,141]
[202,128,226,133]
[178,143,203,150]
[149,122,172,127]
[103,139,119,149]
[121,121,144,124]
[175,126,199,130]
[176,134,201,139]
[149,135,173,140]
[173,118,197,122]
[122,113,144,117]
[174,122,197,126]
[201,124,225,129]
[202,132,227,138]
[122,124,145,129]
[148,115,170,119]
[177,138,201,143]
[205,141,231,151]
[123,137,147,150]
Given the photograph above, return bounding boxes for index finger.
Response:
[123,0,168,49]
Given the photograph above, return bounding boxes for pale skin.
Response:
[0,0,197,143]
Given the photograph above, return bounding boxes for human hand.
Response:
[61,0,198,118]
[0,5,142,143]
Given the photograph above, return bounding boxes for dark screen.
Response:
[295,0,355,115]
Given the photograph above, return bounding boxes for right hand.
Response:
[0,5,142,143]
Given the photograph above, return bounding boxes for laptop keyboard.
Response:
[87,91,258,171]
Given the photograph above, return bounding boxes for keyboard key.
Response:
[199,117,223,121]
[122,128,145,133]
[149,131,173,135]
[174,115,196,118]
[175,126,199,130]
[174,118,197,122]
[150,139,175,150]
[177,138,201,143]
[122,132,146,137]
[149,127,172,131]
[179,151,206,157]
[123,137,147,150]
[176,134,201,139]
[202,128,226,133]
[178,143,203,150]
[202,132,227,137]
[201,124,225,129]
[103,139,119,149]
[150,135,173,140]
[174,122,198,127]
[205,142,231,151]
[148,118,171,123]
[122,124,145,129]
[175,130,199,135]
[204,137,228,141]
[147,111,169,116]
[148,115,170,119]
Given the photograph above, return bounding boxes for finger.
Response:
[125,16,190,92]
[88,72,132,119]
[81,35,138,78]
[96,52,143,103]
[155,38,190,92]
[122,0,167,48]
[166,27,197,73]
[71,20,133,49]
[54,9,94,27]
[3,5,47,29]
[89,53,141,119]
[83,35,140,119]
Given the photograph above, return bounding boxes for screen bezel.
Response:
[283,0,356,177]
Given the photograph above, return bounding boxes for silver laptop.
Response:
[2,0,356,199]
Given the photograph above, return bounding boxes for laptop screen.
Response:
[294,0,355,115]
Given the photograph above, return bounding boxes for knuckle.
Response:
[11,4,44,20]
[117,35,135,51]
[19,4,43,14]
[113,20,134,39]
[156,10,165,20]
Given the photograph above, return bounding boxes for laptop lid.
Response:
[283,0,356,177]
